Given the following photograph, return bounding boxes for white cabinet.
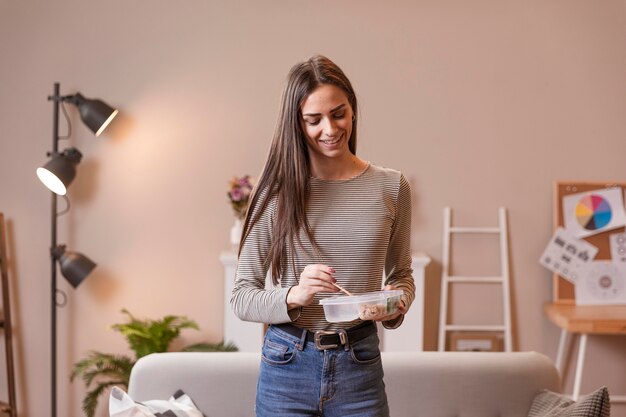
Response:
[221,252,266,352]
[380,253,431,351]
[221,252,430,352]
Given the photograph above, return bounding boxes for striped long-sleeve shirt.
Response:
[231,163,415,332]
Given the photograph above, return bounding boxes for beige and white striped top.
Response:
[231,163,415,332]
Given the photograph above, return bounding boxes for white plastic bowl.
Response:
[319,290,403,323]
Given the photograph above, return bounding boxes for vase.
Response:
[230,218,243,251]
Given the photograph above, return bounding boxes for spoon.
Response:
[384,266,396,284]
[332,281,354,296]
[332,265,397,297]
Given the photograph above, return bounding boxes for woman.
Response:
[231,55,415,417]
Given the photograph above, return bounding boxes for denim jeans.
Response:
[256,324,389,417]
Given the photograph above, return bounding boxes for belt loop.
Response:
[339,329,350,351]
[298,328,307,351]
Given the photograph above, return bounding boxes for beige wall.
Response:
[1,1,625,416]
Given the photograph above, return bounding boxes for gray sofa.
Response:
[128,351,560,417]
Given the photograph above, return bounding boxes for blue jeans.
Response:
[256,324,389,417]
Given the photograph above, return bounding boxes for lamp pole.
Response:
[41,82,114,417]
[49,81,60,417]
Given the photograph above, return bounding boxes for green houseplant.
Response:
[71,309,237,417]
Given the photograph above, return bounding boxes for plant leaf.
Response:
[111,310,199,359]
[71,351,134,387]
[82,380,126,417]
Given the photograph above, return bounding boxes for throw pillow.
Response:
[109,386,204,417]
[527,386,610,417]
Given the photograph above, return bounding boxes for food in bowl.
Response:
[319,290,403,322]
[358,303,388,320]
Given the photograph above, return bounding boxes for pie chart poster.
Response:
[563,187,626,239]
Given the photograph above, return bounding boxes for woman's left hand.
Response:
[369,285,407,322]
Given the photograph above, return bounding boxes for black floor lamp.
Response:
[36,82,118,417]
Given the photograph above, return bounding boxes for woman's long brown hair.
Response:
[239,55,359,285]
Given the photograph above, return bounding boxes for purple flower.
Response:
[237,176,252,187]
[230,188,244,202]
[228,175,255,219]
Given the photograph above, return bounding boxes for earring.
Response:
[352,115,356,121]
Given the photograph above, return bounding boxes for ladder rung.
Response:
[447,276,504,283]
[449,227,500,234]
[445,325,505,332]
[0,401,12,412]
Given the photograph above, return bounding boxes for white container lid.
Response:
[319,289,403,305]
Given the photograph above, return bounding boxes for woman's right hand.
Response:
[286,264,338,309]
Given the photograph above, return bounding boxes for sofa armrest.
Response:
[128,352,260,417]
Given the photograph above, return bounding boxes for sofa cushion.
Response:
[109,386,203,417]
[528,386,610,417]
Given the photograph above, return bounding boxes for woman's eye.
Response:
[333,112,345,119]
[305,119,320,125]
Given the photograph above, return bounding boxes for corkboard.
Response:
[553,181,626,304]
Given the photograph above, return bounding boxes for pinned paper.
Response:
[563,187,626,238]
[575,261,626,305]
[539,227,599,283]
[610,232,626,263]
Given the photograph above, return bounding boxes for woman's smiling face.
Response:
[300,83,354,162]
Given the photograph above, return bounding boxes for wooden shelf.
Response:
[0,401,12,413]
[1,212,17,417]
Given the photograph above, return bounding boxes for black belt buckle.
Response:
[314,329,349,350]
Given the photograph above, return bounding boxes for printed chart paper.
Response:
[563,187,626,238]
[575,261,626,305]
[610,232,626,263]
[539,227,599,283]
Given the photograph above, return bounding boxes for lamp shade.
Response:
[72,93,118,136]
[36,148,82,195]
[52,245,96,288]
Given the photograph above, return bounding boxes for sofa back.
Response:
[128,351,560,417]
[383,351,559,417]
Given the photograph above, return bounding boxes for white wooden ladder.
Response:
[437,207,513,352]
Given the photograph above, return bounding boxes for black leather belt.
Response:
[273,321,376,350]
